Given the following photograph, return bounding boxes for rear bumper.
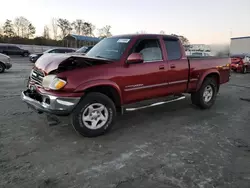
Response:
[21,89,80,116]
[230,64,242,72]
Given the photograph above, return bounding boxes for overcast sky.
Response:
[0,0,249,44]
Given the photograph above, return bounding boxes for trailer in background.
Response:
[230,36,250,55]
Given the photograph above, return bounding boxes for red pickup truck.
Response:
[21,34,231,137]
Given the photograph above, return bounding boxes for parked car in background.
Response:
[230,54,250,74]
[0,44,30,57]
[0,53,12,73]
[21,34,231,137]
[29,48,76,63]
[75,46,94,55]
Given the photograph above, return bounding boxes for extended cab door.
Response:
[122,38,169,104]
[163,38,189,94]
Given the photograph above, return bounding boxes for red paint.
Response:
[31,34,231,105]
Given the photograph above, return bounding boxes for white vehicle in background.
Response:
[0,53,12,73]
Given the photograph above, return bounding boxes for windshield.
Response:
[76,46,92,53]
[85,37,132,60]
[43,49,53,53]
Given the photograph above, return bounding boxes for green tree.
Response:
[82,22,95,36]
[3,19,15,37]
[27,23,36,38]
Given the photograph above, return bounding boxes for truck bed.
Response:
[187,56,230,92]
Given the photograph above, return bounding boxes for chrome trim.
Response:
[169,80,187,85]
[124,82,169,91]
[21,91,80,113]
[124,78,199,92]
[126,96,186,111]
[190,78,198,82]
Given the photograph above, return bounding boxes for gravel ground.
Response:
[0,57,250,188]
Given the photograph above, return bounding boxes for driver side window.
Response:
[133,39,163,62]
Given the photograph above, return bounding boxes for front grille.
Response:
[30,68,45,86]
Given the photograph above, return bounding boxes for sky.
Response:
[0,0,250,45]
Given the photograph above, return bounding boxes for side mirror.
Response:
[126,53,143,64]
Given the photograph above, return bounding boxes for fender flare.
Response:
[196,69,220,92]
[74,79,123,104]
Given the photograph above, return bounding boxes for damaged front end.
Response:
[22,54,111,116]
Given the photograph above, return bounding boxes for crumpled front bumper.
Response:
[21,89,80,116]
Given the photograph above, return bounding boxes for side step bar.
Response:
[124,95,186,112]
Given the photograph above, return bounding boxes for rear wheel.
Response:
[0,63,5,73]
[191,77,218,109]
[71,92,116,137]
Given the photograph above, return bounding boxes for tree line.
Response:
[0,17,113,46]
[0,16,190,48]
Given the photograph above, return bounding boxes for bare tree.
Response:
[13,16,36,38]
[171,34,190,45]
[136,30,147,34]
[72,19,84,35]
[13,17,22,36]
[98,25,112,38]
[82,22,95,36]
[57,18,72,39]
[51,18,58,40]
[0,24,3,36]
[43,25,50,39]
[159,30,165,34]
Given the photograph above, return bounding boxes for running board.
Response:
[124,95,186,112]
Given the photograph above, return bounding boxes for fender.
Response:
[74,79,123,104]
[195,69,220,92]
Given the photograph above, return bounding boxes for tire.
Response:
[23,52,29,57]
[242,66,247,74]
[191,77,218,109]
[71,92,116,137]
[0,63,5,73]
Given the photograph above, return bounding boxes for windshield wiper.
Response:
[95,55,109,59]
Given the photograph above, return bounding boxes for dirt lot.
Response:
[1,57,250,188]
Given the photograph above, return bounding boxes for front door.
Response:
[121,38,169,104]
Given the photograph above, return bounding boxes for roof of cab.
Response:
[110,34,179,40]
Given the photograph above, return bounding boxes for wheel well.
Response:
[205,73,220,92]
[84,85,121,107]
[0,61,6,68]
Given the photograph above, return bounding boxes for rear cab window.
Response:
[163,38,182,60]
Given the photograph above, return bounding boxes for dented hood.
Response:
[35,53,111,74]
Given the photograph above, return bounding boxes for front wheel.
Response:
[0,63,5,73]
[191,77,218,109]
[71,92,116,137]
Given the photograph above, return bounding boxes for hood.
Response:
[35,53,112,74]
[30,53,43,56]
[0,53,10,59]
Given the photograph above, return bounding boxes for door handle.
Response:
[159,65,165,70]
[170,64,176,69]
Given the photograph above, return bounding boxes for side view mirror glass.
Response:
[126,53,143,64]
